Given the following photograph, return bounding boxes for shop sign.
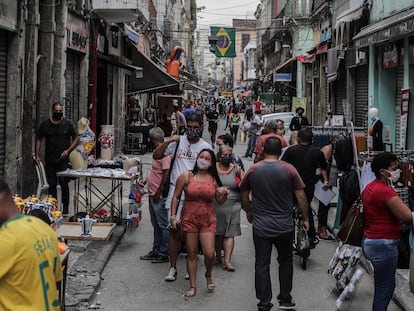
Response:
[383,45,399,69]
[400,88,410,149]
[0,1,17,31]
[220,91,233,97]
[355,17,414,48]
[66,20,88,53]
[332,115,344,127]
[274,73,292,82]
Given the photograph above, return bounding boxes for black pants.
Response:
[304,186,316,240]
[45,159,70,214]
[318,201,330,227]
[230,125,239,142]
[254,231,294,310]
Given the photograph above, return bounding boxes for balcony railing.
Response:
[92,0,149,23]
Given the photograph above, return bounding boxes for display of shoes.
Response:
[279,299,296,310]
[140,251,158,260]
[165,267,177,282]
[151,255,169,263]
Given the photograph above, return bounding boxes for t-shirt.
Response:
[248,115,262,133]
[254,133,288,158]
[164,135,212,184]
[281,144,327,187]
[207,111,219,128]
[0,214,63,311]
[240,160,305,238]
[36,118,77,162]
[254,101,261,112]
[147,155,172,197]
[362,180,400,240]
[183,108,196,120]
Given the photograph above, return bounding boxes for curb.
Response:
[65,225,126,310]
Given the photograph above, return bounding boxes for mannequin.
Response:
[368,107,384,151]
[289,106,310,131]
[69,117,96,169]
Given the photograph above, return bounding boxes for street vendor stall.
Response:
[57,168,137,223]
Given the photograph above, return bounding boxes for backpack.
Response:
[334,135,354,172]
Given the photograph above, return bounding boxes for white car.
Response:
[260,112,295,142]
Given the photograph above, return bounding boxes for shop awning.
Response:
[335,0,366,29]
[353,6,414,48]
[327,46,341,83]
[128,45,181,94]
[297,53,316,63]
[275,57,295,72]
[183,82,209,93]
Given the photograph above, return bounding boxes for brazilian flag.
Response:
[210,27,236,58]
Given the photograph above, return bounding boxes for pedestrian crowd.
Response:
[1,99,411,311]
[138,98,412,311]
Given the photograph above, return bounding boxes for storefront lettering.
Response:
[356,16,414,48]
[66,20,88,53]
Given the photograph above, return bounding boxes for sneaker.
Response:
[152,255,169,263]
[140,251,158,261]
[279,300,296,310]
[165,267,177,282]
[184,272,189,280]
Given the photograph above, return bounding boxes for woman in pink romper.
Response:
[170,149,228,297]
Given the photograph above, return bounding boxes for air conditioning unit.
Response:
[274,41,281,53]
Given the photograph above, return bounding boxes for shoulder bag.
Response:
[161,138,180,198]
[336,196,364,246]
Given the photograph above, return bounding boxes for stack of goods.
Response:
[13,194,63,226]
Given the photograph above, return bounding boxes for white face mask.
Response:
[385,169,401,184]
[197,158,211,170]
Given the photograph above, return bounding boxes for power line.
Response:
[200,1,258,11]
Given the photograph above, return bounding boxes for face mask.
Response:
[385,169,400,184]
[187,128,201,140]
[53,112,63,120]
[220,157,232,166]
[197,158,211,170]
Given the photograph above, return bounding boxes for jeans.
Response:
[45,159,70,214]
[253,231,294,310]
[148,196,169,257]
[362,238,399,311]
[245,132,258,157]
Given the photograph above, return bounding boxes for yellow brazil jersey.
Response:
[0,214,63,311]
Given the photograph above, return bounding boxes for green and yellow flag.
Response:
[210,27,236,58]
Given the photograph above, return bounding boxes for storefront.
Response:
[354,7,414,150]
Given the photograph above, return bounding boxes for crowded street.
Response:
[85,118,402,311]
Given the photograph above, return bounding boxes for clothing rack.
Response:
[359,150,414,162]
[311,125,366,136]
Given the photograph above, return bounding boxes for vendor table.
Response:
[57,168,134,223]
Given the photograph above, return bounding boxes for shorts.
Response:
[181,204,216,233]
[208,123,218,135]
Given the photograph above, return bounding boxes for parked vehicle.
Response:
[260,111,295,141]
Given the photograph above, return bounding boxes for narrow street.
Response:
[91,118,401,311]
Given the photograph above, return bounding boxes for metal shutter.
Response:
[65,52,81,122]
[395,65,404,150]
[333,65,346,116]
[0,30,7,177]
[355,65,368,128]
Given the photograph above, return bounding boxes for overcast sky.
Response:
[196,0,259,28]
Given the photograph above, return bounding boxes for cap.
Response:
[295,106,304,113]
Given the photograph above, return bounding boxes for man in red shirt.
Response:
[140,127,171,263]
[253,119,288,163]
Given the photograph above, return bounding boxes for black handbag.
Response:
[337,197,364,247]
[161,138,180,198]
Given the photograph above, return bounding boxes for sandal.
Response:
[205,272,215,293]
[222,264,236,272]
[185,287,196,297]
